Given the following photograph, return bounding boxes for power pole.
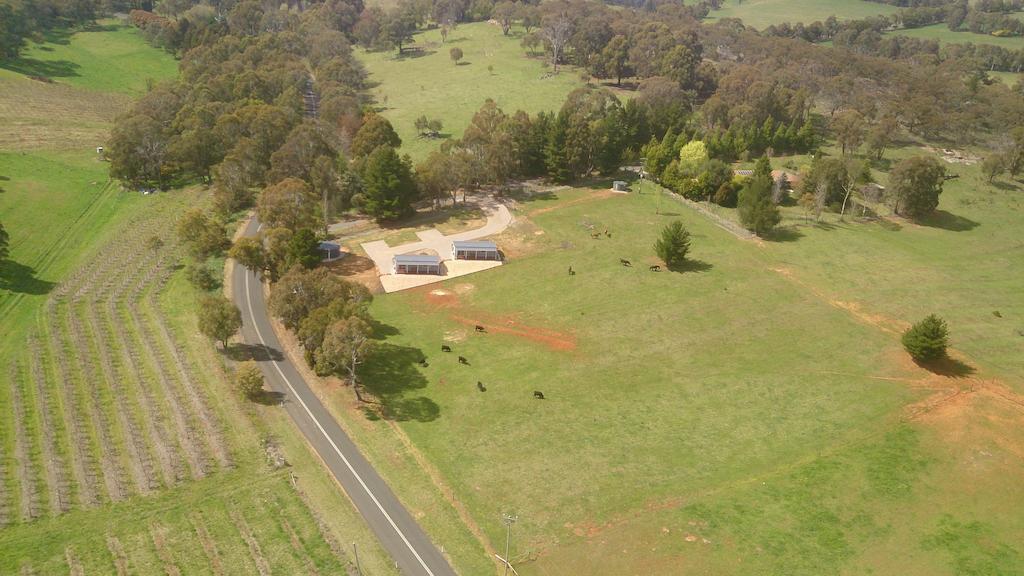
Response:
[500,513,518,576]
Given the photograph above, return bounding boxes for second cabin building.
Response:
[451,240,500,261]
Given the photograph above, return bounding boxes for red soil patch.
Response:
[415,286,577,351]
[527,189,615,217]
[450,315,577,351]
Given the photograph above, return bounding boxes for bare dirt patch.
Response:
[527,189,615,217]
[327,253,383,294]
[416,286,577,351]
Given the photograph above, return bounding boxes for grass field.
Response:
[357,22,586,161]
[892,22,1024,50]
[699,0,891,29]
[0,23,397,574]
[0,21,179,96]
[305,140,1024,574]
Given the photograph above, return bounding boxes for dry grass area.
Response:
[0,74,128,151]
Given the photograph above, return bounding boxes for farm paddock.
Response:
[328,173,1024,575]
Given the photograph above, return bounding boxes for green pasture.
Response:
[352,145,1024,573]
[699,0,891,29]
[357,22,585,161]
[0,20,178,95]
[892,23,1024,50]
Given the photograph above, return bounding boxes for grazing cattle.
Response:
[477,381,486,392]
[441,344,452,352]
[458,356,469,365]
[419,357,429,367]
[475,325,486,333]
[591,232,600,239]
[619,258,632,267]
[533,390,545,400]
[604,230,610,237]
[568,266,575,276]
[649,265,661,272]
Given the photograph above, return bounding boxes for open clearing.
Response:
[310,151,1024,574]
[0,23,395,575]
[357,22,585,161]
[892,22,1024,50]
[699,0,891,29]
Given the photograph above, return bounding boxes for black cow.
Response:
[568,266,575,276]
[620,258,632,267]
[649,265,661,272]
[441,344,452,352]
[419,357,429,367]
[475,325,486,333]
[477,381,486,392]
[458,356,469,365]
[533,390,545,400]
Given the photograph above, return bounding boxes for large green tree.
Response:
[176,209,229,261]
[887,156,945,219]
[361,145,418,220]
[319,316,373,401]
[737,174,781,235]
[902,314,949,362]
[257,177,322,232]
[654,220,691,270]
[197,295,242,349]
[351,113,402,158]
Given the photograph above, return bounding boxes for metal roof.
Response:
[452,240,498,250]
[393,254,440,264]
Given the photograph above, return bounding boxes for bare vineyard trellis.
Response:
[0,205,231,520]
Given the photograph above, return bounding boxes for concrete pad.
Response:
[379,260,503,293]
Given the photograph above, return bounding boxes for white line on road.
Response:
[244,271,437,576]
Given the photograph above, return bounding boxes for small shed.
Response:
[612,180,629,192]
[393,254,441,275]
[319,241,343,261]
[451,240,500,261]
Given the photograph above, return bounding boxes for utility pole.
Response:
[499,513,518,576]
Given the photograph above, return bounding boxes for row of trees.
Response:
[268,267,375,399]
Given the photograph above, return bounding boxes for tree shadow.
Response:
[0,57,80,80]
[917,210,979,232]
[670,258,713,273]
[991,180,1021,192]
[251,390,286,405]
[914,356,975,378]
[227,343,284,362]
[504,188,556,203]
[876,219,902,232]
[763,227,804,242]
[359,342,438,422]
[0,261,56,295]
[368,318,400,340]
[393,48,435,60]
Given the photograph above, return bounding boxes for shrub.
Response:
[185,262,218,291]
[902,314,949,362]
[235,362,264,400]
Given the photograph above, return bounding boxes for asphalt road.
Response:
[232,217,457,576]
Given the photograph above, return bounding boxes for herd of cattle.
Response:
[432,327,546,400]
